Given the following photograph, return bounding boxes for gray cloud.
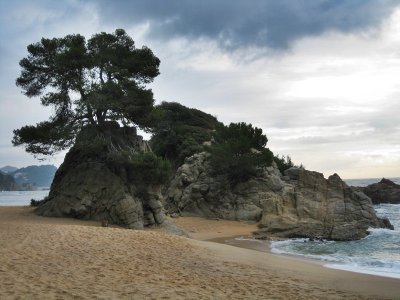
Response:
[94,0,399,49]
[1,0,400,178]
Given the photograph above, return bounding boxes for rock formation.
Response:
[165,152,392,240]
[35,122,165,229]
[35,122,394,239]
[165,152,284,221]
[359,178,400,204]
[257,168,392,240]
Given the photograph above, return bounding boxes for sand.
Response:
[0,207,399,299]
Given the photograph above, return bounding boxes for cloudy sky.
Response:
[1,0,400,179]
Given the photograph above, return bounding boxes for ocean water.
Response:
[0,190,49,206]
[228,177,400,279]
[344,177,400,187]
[270,204,400,279]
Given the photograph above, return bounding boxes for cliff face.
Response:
[35,123,165,229]
[165,152,284,221]
[359,178,400,204]
[165,152,391,240]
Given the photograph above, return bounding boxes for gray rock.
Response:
[257,169,390,240]
[162,220,189,237]
[358,178,400,204]
[165,152,283,221]
[165,154,392,241]
[35,123,166,229]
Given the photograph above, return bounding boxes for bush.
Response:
[129,152,171,185]
[108,151,171,185]
[207,122,274,184]
[30,199,41,207]
[30,196,49,207]
[274,155,304,174]
[150,102,220,167]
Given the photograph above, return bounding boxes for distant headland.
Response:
[0,165,57,191]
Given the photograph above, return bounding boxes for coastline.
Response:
[174,216,400,278]
[173,217,400,298]
[0,206,399,299]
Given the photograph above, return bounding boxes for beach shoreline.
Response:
[173,215,400,280]
[0,206,399,299]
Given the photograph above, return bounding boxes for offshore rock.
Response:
[165,153,391,240]
[35,123,165,229]
[359,178,400,204]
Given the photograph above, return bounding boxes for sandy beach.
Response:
[0,207,399,299]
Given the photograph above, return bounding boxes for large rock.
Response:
[359,178,400,204]
[35,123,165,229]
[257,168,391,240]
[165,152,284,221]
[165,153,392,240]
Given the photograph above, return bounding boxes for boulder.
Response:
[165,153,392,240]
[359,178,400,204]
[35,123,166,229]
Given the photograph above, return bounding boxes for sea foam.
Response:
[270,203,400,279]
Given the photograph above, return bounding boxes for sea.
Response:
[0,190,49,206]
[1,177,400,279]
[233,177,400,279]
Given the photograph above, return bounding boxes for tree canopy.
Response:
[150,101,220,168]
[207,122,274,184]
[13,29,160,156]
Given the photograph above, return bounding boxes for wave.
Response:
[326,261,400,279]
[270,212,400,279]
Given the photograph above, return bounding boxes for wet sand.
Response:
[0,207,399,299]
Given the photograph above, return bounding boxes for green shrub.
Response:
[150,102,220,167]
[274,155,304,174]
[108,151,171,185]
[207,122,274,184]
[129,152,171,185]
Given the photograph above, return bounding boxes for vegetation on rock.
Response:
[274,155,300,174]
[13,30,172,228]
[13,29,159,157]
[150,101,220,168]
[12,26,297,185]
[108,151,171,185]
[206,122,274,184]
[67,122,171,186]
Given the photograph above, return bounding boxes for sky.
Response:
[0,0,400,179]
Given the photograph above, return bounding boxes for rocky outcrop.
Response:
[35,123,165,229]
[165,152,392,240]
[359,178,400,204]
[165,152,284,221]
[257,168,392,240]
